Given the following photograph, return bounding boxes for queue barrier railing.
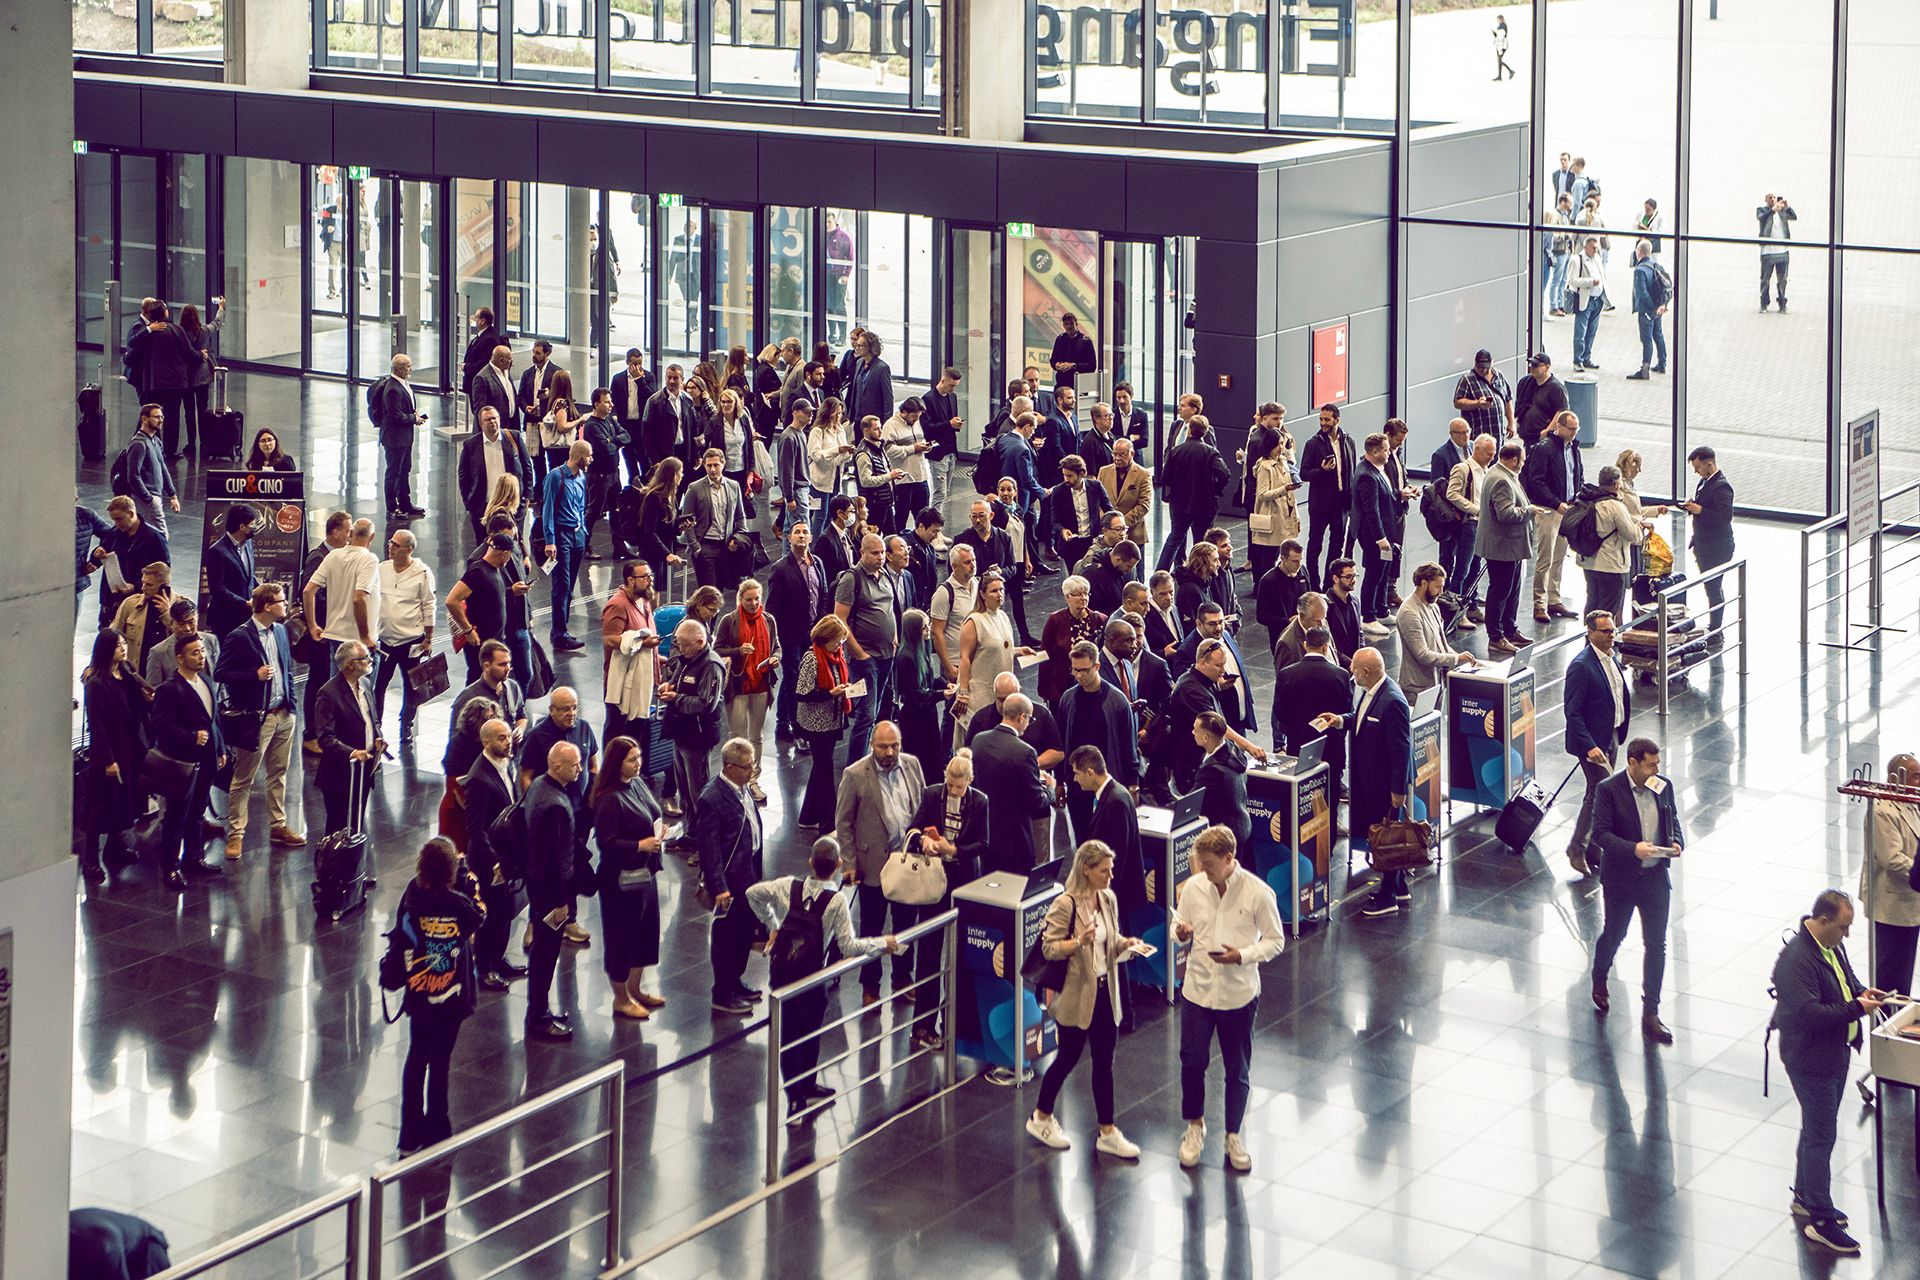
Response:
[1644,558,1747,715]
[1800,480,1920,646]
[764,907,961,1184]
[149,1185,364,1280]
[367,1059,626,1280]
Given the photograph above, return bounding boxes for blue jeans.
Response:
[550,537,583,638]
[808,488,835,538]
[1180,996,1256,1132]
[1787,1066,1846,1217]
[1636,312,1667,370]
[1548,251,1569,310]
[846,652,894,761]
[1572,295,1603,365]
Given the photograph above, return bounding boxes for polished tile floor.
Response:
[68,367,1920,1277]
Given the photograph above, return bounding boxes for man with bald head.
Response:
[834,532,899,759]
[305,515,383,682]
[524,740,586,1040]
[522,685,601,945]
[1862,752,1920,996]
[969,692,1057,874]
[463,718,526,989]
[468,343,520,434]
[834,722,928,1003]
[373,352,430,518]
[1312,646,1414,917]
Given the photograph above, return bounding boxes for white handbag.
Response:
[880,834,948,906]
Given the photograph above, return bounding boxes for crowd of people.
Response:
[75,304,1902,1259]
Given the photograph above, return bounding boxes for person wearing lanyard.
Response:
[373,529,436,749]
[216,582,306,860]
[1770,889,1881,1256]
[1587,739,1682,1044]
[1174,825,1285,1171]
[313,641,384,837]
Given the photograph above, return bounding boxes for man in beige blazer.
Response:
[834,721,927,1004]
[1099,436,1153,548]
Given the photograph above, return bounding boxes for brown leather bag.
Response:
[1367,809,1434,874]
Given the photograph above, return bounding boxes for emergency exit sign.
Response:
[658,193,684,208]
[1007,222,1036,238]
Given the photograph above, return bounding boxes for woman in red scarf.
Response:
[714,579,781,803]
[794,614,854,828]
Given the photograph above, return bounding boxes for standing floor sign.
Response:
[953,873,1060,1073]
[1448,661,1536,807]
[1135,806,1205,1002]
[198,469,308,620]
[1248,758,1333,932]
[1411,706,1444,835]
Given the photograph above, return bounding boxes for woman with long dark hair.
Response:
[245,428,298,471]
[893,608,951,778]
[592,735,669,1020]
[633,456,685,577]
[394,837,486,1156]
[177,301,222,457]
[79,630,153,884]
[794,615,854,828]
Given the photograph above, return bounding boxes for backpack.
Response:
[1560,489,1609,558]
[971,439,1003,495]
[768,878,833,988]
[109,440,137,497]
[1419,480,1462,541]
[365,376,385,423]
[1647,260,1675,309]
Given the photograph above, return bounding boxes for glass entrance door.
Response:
[657,202,703,370]
[944,225,1003,454]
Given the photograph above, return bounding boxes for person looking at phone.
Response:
[1587,737,1683,1043]
[1310,646,1411,918]
[1173,824,1284,1171]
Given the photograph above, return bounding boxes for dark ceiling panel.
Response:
[334,103,434,173]
[434,111,538,181]
[143,85,234,156]
[74,79,142,149]
[873,143,997,221]
[234,95,331,164]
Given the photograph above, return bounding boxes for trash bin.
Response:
[1564,372,1599,447]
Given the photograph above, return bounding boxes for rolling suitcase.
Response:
[1494,767,1578,855]
[311,757,375,921]
[77,384,107,462]
[202,368,244,463]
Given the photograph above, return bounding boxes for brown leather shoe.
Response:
[224,836,244,861]
[269,826,308,847]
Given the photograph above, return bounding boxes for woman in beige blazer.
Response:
[1026,840,1143,1159]
[1861,753,1920,995]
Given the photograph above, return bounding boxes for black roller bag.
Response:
[312,757,375,921]
[1495,768,1579,855]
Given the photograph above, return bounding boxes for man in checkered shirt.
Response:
[1452,349,1515,440]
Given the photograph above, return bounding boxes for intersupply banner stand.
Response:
[1830,409,1903,650]
[1447,656,1536,818]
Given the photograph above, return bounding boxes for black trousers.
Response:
[1874,921,1920,998]
[1156,509,1211,574]
[383,437,416,512]
[162,766,215,872]
[855,884,914,996]
[476,874,522,975]
[374,636,427,737]
[710,895,758,999]
[320,772,370,838]
[781,987,828,1101]
[1592,868,1672,1011]
[1306,506,1347,586]
[1006,563,1038,646]
[586,472,625,554]
[1485,558,1524,642]
[1036,982,1118,1125]
[150,388,188,456]
[525,891,571,1023]
[1695,543,1733,634]
[401,1002,465,1149]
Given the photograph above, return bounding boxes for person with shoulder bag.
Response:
[387,837,485,1156]
[593,736,670,1021]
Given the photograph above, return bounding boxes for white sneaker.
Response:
[1224,1133,1252,1172]
[1026,1111,1070,1150]
[1095,1127,1141,1160]
[1362,620,1391,637]
[1179,1120,1207,1168]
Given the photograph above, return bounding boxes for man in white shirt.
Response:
[373,528,437,746]
[929,544,978,680]
[1174,825,1285,1172]
[304,516,383,679]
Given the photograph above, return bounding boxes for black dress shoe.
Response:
[553,634,587,653]
[165,871,188,891]
[1642,1014,1673,1044]
[403,507,427,518]
[495,961,529,978]
[525,1017,575,1041]
[480,971,510,991]
[184,858,223,877]
[81,862,108,886]
[1591,985,1610,1014]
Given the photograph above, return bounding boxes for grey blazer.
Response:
[1475,463,1536,562]
[677,476,747,546]
[1040,888,1127,1030]
[834,753,928,884]
[1395,600,1462,695]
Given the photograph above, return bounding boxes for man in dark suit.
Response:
[1078,403,1117,477]
[1056,641,1139,838]
[1564,609,1632,877]
[1101,614,1173,735]
[467,344,521,434]
[1428,417,1474,598]
[1298,403,1357,587]
[1682,445,1736,635]
[457,406,534,546]
[311,641,383,838]
[1191,712,1252,852]
[700,739,766,1015]
[371,354,428,519]
[1272,626,1351,786]
[215,582,304,860]
[202,505,258,640]
[968,695,1055,875]
[1588,738,1684,1044]
[1047,454,1113,570]
[815,496,860,589]
[994,415,1048,541]
[524,739,587,1039]
[1351,433,1404,628]
[518,340,558,442]
[641,364,694,474]
[1143,571,1184,663]
[460,306,506,389]
[1155,416,1233,573]
[96,497,171,627]
[151,635,227,889]
[1168,606,1258,740]
[1048,312,1098,391]
[1315,648,1411,917]
[1039,384,1081,486]
[1153,639,1266,797]
[1255,539,1309,650]
[462,717,526,990]
[1112,382,1150,463]
[610,348,656,485]
[767,522,832,740]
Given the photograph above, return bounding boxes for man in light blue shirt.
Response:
[542,438,591,652]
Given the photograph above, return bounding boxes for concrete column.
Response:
[0,1,77,1274]
[944,0,1025,141]
[566,186,593,372]
[225,0,310,87]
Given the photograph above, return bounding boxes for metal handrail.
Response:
[764,907,960,1183]
[1800,481,1920,644]
[1647,559,1746,715]
[150,1185,362,1280]
[367,1060,625,1280]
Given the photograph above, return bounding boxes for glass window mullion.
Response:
[800,0,819,100]
[1141,0,1157,122]
[499,0,516,82]
[404,0,420,75]
[595,0,612,89]
[694,0,713,96]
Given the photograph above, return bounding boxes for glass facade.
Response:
[74,0,223,59]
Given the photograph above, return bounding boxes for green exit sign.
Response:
[346,165,371,181]
[1007,222,1036,238]
[72,140,88,155]
[658,193,684,208]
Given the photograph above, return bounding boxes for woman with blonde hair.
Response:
[1026,839,1143,1159]
[1248,421,1302,579]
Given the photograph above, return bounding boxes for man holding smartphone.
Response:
[1173,824,1285,1172]
[1588,737,1684,1043]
